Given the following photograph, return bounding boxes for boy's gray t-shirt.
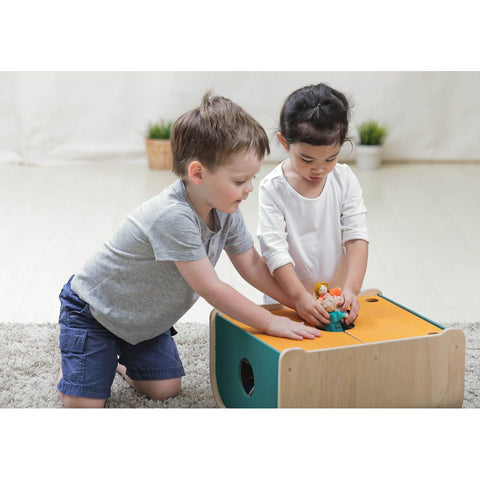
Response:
[71,179,253,345]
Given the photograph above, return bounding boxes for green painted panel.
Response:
[215,314,280,408]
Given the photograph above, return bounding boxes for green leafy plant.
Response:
[357,121,387,146]
[147,120,173,140]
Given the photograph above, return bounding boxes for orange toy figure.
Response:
[314,282,342,307]
[313,282,347,332]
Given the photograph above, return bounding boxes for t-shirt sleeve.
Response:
[341,168,369,244]
[224,209,254,255]
[257,182,295,274]
[147,207,207,262]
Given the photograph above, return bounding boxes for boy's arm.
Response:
[229,247,329,327]
[227,247,294,308]
[339,239,369,324]
[175,256,320,340]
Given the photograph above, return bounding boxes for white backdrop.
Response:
[1,71,479,164]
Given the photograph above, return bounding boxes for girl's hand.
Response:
[338,289,359,325]
[264,314,322,340]
[294,292,331,327]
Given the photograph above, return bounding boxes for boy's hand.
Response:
[295,292,331,328]
[337,289,359,325]
[264,314,322,340]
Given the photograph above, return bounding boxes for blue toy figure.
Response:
[324,310,348,332]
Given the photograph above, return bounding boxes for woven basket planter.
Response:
[145,138,173,170]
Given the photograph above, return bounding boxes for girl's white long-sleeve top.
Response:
[257,161,369,293]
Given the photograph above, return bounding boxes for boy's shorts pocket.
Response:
[59,326,88,383]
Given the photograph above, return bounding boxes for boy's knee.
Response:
[58,391,106,408]
[134,377,182,401]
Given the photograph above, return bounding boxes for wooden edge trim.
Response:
[209,308,226,408]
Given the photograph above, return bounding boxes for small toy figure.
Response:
[313,282,347,332]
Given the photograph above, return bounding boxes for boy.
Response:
[57,92,320,408]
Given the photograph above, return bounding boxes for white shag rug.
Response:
[0,321,478,408]
[0,322,217,408]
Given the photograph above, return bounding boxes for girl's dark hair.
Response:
[279,83,351,146]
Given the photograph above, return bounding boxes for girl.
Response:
[257,83,369,328]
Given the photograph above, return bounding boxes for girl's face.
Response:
[278,133,341,185]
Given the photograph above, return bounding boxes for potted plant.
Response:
[356,120,387,170]
[145,120,174,170]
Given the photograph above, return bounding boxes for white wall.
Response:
[1,71,479,164]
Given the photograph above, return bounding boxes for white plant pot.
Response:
[356,145,382,170]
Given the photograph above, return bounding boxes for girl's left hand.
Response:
[338,289,359,325]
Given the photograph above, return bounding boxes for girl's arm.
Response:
[257,184,328,326]
[227,247,294,308]
[339,239,369,324]
[271,264,330,327]
[175,256,321,340]
[229,247,329,327]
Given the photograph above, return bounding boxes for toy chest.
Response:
[209,294,465,408]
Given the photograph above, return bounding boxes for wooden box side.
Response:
[278,328,465,408]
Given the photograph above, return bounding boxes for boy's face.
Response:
[201,150,262,215]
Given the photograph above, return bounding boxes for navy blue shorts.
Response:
[57,276,185,400]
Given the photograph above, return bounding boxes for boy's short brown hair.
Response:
[171,92,270,178]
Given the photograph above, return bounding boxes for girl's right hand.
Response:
[294,292,331,328]
[264,314,321,340]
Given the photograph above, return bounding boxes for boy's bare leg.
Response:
[57,368,106,408]
[59,393,106,408]
[116,363,181,401]
[115,363,136,389]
